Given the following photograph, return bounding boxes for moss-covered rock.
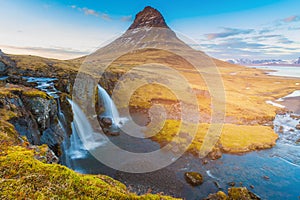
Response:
[228,187,260,200]
[184,172,203,186]
[204,187,260,200]
[0,85,64,154]
[203,191,228,200]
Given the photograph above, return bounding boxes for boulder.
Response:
[184,172,203,186]
[278,126,284,133]
[204,187,261,200]
[98,116,120,136]
[208,147,223,160]
[0,61,8,75]
[228,187,261,200]
[203,191,227,200]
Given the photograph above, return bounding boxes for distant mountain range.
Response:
[226,57,300,66]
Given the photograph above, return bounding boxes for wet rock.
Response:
[203,191,227,200]
[290,114,300,120]
[263,175,270,180]
[184,172,203,186]
[100,117,113,127]
[40,125,64,156]
[228,187,261,200]
[250,185,255,189]
[99,116,120,136]
[278,126,284,133]
[228,182,235,187]
[296,124,300,130]
[208,148,223,160]
[295,138,300,144]
[275,109,287,115]
[22,96,57,131]
[0,61,8,75]
[202,159,209,165]
[213,181,222,190]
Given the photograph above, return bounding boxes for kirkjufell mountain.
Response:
[83,6,217,83]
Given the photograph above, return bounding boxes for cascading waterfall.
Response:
[97,84,125,125]
[66,99,107,159]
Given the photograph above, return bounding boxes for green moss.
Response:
[0,146,178,199]
[22,90,49,99]
[0,109,18,121]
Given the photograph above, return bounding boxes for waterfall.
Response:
[97,85,125,125]
[66,99,107,159]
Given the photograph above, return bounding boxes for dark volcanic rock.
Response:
[1,87,64,155]
[0,50,13,76]
[98,116,120,136]
[128,6,169,30]
[184,172,203,186]
[0,61,8,75]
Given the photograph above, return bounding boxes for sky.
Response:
[0,0,299,60]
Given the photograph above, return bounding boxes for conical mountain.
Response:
[87,6,211,69]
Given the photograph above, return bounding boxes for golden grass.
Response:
[149,120,278,155]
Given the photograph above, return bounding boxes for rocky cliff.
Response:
[0,85,64,155]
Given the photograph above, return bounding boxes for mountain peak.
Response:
[128,6,169,30]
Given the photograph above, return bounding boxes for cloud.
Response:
[283,15,300,23]
[71,5,111,20]
[121,15,132,22]
[197,32,300,60]
[277,37,294,44]
[259,28,272,34]
[101,13,111,21]
[205,28,254,40]
[0,45,90,60]
[81,8,100,17]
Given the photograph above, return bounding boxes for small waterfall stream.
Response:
[97,85,126,125]
[66,99,107,158]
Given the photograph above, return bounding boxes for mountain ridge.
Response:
[227,57,300,66]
